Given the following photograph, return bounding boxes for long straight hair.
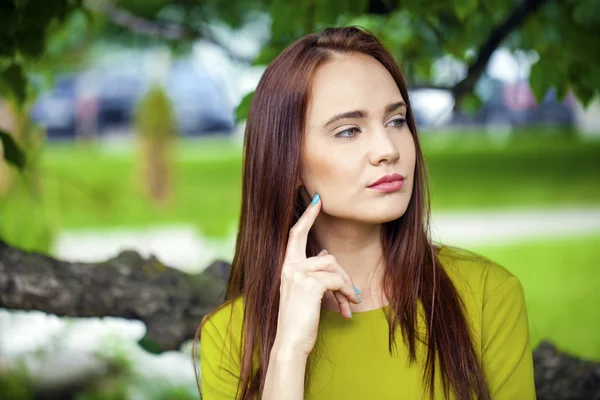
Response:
[194,26,491,400]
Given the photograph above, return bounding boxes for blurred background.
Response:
[0,0,599,398]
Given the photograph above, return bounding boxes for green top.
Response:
[200,248,536,399]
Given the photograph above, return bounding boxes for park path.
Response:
[50,206,600,273]
[430,206,600,247]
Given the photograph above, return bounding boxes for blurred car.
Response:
[30,74,79,139]
[96,71,146,133]
[165,60,235,135]
[449,75,576,131]
[31,58,235,140]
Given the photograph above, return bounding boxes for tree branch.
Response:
[84,0,252,63]
[0,239,231,351]
[452,0,552,106]
[85,0,553,109]
[2,236,598,398]
[86,0,196,40]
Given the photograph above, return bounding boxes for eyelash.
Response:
[334,117,407,139]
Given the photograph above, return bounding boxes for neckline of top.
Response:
[321,303,390,316]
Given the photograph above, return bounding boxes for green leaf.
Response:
[0,64,28,106]
[459,91,483,116]
[16,26,47,59]
[529,60,552,105]
[346,0,369,14]
[315,0,342,27]
[236,91,254,123]
[554,76,569,103]
[0,36,17,58]
[568,61,598,108]
[453,0,477,21]
[137,335,163,354]
[572,0,600,28]
[13,0,32,10]
[21,0,59,29]
[270,0,306,40]
[572,84,595,108]
[252,44,284,66]
[0,2,18,35]
[0,129,26,171]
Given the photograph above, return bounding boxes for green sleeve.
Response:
[481,275,536,399]
[200,315,242,399]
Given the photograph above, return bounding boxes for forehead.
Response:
[307,52,404,124]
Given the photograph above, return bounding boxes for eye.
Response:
[334,126,361,139]
[386,117,406,128]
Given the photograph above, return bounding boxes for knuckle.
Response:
[293,271,305,282]
[330,275,344,287]
[303,276,319,290]
[289,225,303,238]
[323,254,336,265]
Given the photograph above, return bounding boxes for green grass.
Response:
[2,132,599,363]
[474,233,600,361]
[2,133,600,245]
[423,133,600,212]
[33,138,244,237]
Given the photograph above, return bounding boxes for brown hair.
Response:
[194,26,491,400]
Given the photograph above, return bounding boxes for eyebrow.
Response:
[323,101,407,128]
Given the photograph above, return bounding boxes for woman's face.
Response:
[300,52,417,224]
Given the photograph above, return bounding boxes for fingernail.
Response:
[357,295,362,303]
[321,249,328,254]
[349,311,353,318]
[311,194,320,205]
[354,286,360,295]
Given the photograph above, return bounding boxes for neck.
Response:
[312,214,388,309]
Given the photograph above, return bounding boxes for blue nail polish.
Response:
[357,296,362,303]
[349,311,353,318]
[311,194,320,205]
[354,286,360,295]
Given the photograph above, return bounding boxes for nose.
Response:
[367,126,400,166]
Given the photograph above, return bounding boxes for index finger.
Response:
[284,193,322,263]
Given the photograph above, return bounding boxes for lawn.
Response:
[1,132,598,363]
[474,233,600,362]
[8,132,597,239]
[422,133,600,212]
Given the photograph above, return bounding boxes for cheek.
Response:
[301,147,355,189]
[399,132,417,169]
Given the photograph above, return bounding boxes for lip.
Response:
[367,173,405,192]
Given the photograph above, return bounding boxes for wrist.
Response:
[270,340,309,363]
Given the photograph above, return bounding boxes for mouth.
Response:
[367,173,405,192]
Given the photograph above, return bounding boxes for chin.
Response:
[358,204,409,224]
[324,195,412,224]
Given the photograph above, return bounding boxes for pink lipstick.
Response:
[367,173,405,192]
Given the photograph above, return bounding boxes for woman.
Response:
[195,26,535,399]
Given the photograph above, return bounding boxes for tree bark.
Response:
[0,239,231,351]
[85,0,252,63]
[86,0,556,113]
[452,0,553,108]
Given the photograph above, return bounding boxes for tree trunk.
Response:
[138,135,173,207]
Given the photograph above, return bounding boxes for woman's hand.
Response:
[273,194,361,358]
